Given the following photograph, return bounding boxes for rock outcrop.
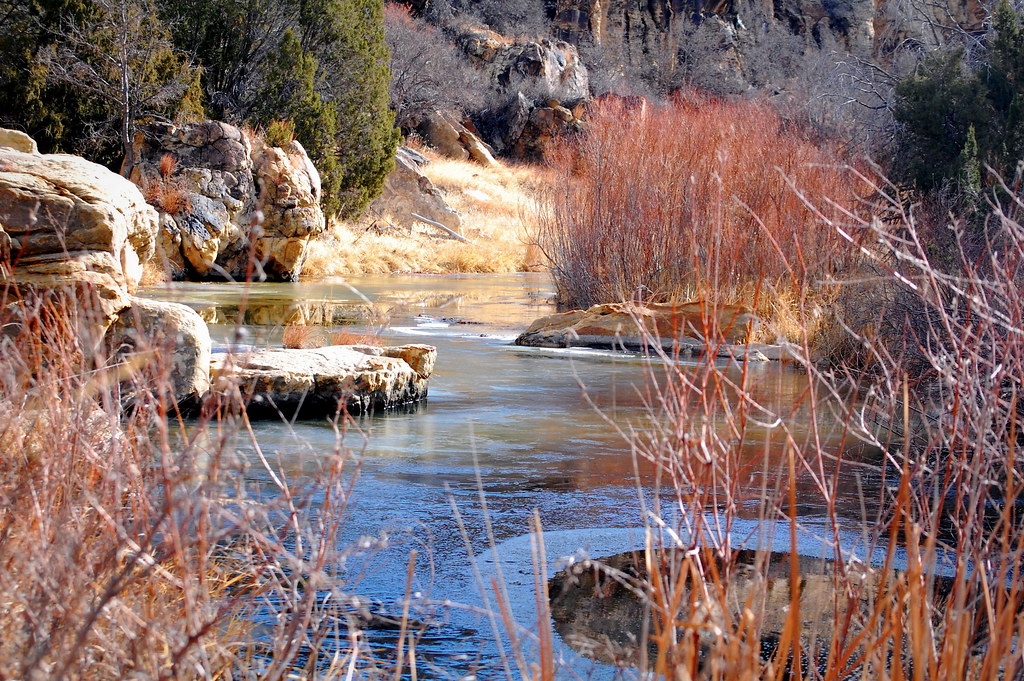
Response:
[0,136,158,345]
[552,0,987,69]
[515,302,775,359]
[218,343,437,418]
[105,297,212,406]
[456,23,590,101]
[371,147,462,232]
[246,140,326,279]
[418,111,500,166]
[479,91,588,160]
[128,121,327,281]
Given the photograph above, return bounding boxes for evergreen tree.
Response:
[253,29,343,213]
[894,0,1024,198]
[319,0,398,218]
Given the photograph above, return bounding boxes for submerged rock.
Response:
[217,343,437,418]
[514,302,770,359]
[549,547,954,669]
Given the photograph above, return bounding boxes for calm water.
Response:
[142,273,894,679]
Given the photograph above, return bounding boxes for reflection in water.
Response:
[549,548,953,671]
[141,273,894,677]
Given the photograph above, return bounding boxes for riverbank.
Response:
[302,151,548,276]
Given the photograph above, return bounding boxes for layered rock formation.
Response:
[455,23,590,101]
[0,135,157,344]
[552,0,987,66]
[129,121,326,281]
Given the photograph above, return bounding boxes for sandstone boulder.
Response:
[419,111,500,167]
[0,129,38,154]
[371,147,462,232]
[0,141,158,344]
[246,139,327,280]
[105,297,212,406]
[514,302,764,356]
[218,343,437,418]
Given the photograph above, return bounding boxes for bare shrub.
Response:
[384,2,485,129]
[544,172,1024,678]
[0,282,383,679]
[535,95,869,343]
[283,323,329,348]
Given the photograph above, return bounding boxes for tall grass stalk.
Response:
[0,282,383,680]
[543,169,1024,679]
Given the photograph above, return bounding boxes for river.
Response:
[143,272,896,679]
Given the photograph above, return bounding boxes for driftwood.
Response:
[410,213,473,244]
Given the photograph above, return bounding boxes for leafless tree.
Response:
[384,2,484,128]
[41,0,199,174]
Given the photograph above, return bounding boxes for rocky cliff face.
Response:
[553,0,986,69]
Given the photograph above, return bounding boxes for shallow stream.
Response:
[143,273,904,678]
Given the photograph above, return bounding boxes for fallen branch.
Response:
[410,213,473,244]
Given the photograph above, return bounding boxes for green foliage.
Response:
[894,0,1024,201]
[0,0,201,165]
[318,0,398,218]
[264,119,296,147]
[162,0,397,218]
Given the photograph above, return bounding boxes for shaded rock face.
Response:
[129,121,326,281]
[456,24,590,101]
[482,92,586,161]
[219,343,437,418]
[515,302,759,351]
[371,147,462,232]
[0,139,158,345]
[105,297,212,406]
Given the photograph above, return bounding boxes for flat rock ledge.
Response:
[514,304,798,363]
[213,344,436,418]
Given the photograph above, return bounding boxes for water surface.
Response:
[143,273,892,678]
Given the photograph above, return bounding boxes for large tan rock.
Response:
[129,121,252,277]
[0,144,158,344]
[0,128,38,154]
[246,140,327,280]
[218,343,437,418]
[371,147,462,232]
[514,301,761,353]
[105,297,212,406]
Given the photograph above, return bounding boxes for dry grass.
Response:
[302,150,549,277]
[0,282,383,680]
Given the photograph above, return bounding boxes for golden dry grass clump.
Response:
[302,149,549,277]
